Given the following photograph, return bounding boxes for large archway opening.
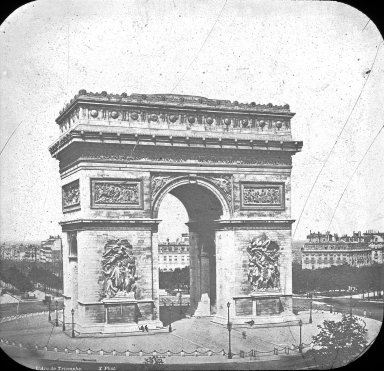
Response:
[158,194,190,296]
[155,179,226,316]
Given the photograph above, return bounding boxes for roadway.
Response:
[293,296,384,321]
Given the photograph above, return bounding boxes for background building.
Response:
[39,235,62,263]
[365,231,384,264]
[301,231,382,270]
[158,233,189,272]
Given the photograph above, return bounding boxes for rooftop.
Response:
[50,91,302,158]
[58,90,293,119]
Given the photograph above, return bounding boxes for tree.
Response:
[1,265,33,293]
[143,355,165,370]
[308,314,368,369]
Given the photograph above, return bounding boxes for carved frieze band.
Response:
[62,179,80,213]
[66,146,291,168]
[150,174,233,207]
[240,182,285,210]
[59,104,291,134]
[90,178,143,209]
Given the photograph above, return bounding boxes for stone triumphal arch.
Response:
[50,91,302,334]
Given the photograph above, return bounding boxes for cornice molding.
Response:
[57,91,294,122]
[60,218,161,232]
[49,129,303,156]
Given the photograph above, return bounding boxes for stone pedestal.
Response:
[102,297,162,333]
[213,220,297,326]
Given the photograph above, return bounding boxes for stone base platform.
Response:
[75,319,164,334]
[102,319,164,334]
[211,312,298,327]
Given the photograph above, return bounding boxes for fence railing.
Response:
[0,336,311,359]
[2,307,371,361]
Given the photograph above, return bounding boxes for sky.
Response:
[0,0,383,243]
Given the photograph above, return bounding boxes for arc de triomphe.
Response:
[50,91,302,334]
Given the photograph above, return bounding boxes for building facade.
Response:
[50,91,302,333]
[365,231,384,264]
[158,233,190,271]
[301,231,383,269]
[39,235,63,263]
[0,243,39,262]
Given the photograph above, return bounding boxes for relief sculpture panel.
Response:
[62,179,80,212]
[241,182,284,210]
[207,175,232,206]
[247,233,280,292]
[150,173,233,209]
[151,175,174,202]
[101,239,138,299]
[90,178,143,209]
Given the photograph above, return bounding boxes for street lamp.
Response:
[165,303,172,332]
[71,309,75,338]
[298,319,303,353]
[55,300,59,326]
[48,300,51,322]
[227,302,232,359]
[62,304,66,331]
[309,293,313,324]
[178,284,183,315]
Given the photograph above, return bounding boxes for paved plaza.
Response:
[1,310,381,369]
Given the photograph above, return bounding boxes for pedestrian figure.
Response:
[140,325,144,332]
[242,331,247,339]
[145,325,149,332]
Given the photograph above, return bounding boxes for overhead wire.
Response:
[293,41,383,239]
[170,0,228,93]
[327,123,384,230]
